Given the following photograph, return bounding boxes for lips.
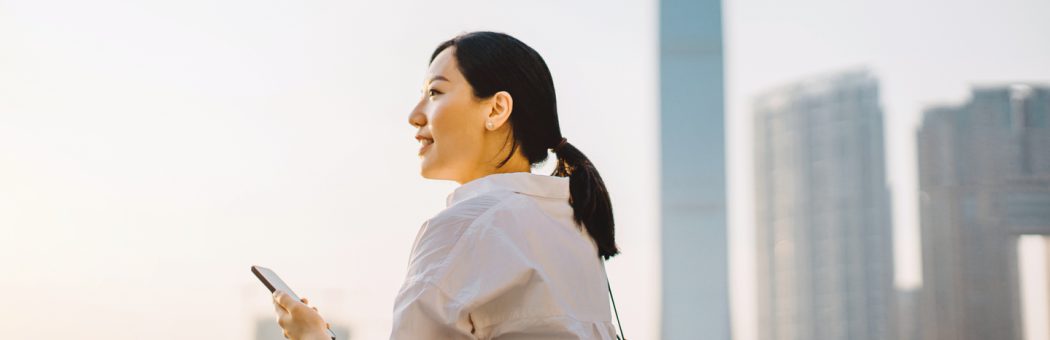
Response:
[416,135,434,156]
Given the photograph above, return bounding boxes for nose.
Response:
[408,100,427,128]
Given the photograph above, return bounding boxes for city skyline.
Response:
[724,0,1050,337]
[742,66,1050,340]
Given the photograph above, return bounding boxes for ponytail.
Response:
[551,139,619,259]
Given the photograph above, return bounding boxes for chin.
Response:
[420,167,436,179]
[419,160,457,182]
[419,159,440,180]
[420,169,452,181]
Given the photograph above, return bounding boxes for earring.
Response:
[486,121,494,129]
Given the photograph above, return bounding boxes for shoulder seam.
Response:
[424,192,521,288]
[408,194,521,307]
[464,192,524,232]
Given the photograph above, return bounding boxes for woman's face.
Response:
[408,47,492,183]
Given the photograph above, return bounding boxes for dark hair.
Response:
[431,31,619,259]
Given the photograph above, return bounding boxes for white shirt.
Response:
[390,172,619,339]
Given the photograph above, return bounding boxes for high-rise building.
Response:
[916,84,1050,340]
[659,0,729,339]
[752,70,895,340]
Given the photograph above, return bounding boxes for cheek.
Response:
[428,101,482,164]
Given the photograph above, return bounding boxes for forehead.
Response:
[427,47,462,83]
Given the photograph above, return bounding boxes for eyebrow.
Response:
[428,75,450,84]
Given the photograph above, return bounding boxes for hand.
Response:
[273,290,332,340]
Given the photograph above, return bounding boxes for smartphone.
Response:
[251,265,337,340]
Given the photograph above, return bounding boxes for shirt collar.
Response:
[446,172,570,207]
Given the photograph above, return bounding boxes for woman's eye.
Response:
[428,89,442,97]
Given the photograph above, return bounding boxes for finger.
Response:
[277,309,289,328]
[272,290,283,306]
[273,293,288,313]
[274,299,289,316]
[274,290,298,309]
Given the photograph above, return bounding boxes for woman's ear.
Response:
[485,91,514,131]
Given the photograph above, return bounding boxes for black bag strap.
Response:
[601,261,626,340]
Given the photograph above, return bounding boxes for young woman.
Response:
[272,31,621,340]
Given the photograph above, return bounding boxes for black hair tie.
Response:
[552,137,569,153]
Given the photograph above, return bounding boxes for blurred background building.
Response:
[916,84,1050,340]
[659,0,729,338]
[752,70,895,340]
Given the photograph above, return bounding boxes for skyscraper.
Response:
[752,70,895,340]
[659,0,729,339]
[916,84,1050,340]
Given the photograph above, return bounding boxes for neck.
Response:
[456,153,531,185]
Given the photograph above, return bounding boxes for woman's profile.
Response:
[271,31,623,340]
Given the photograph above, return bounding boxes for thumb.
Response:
[273,290,298,310]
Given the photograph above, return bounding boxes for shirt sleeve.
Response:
[389,278,476,339]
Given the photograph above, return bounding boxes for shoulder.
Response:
[431,192,511,229]
[404,191,523,281]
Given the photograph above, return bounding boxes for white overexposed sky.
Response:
[1018,235,1050,340]
[0,1,660,339]
[725,0,1050,339]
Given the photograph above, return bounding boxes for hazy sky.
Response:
[0,1,659,339]
[3,0,1049,339]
